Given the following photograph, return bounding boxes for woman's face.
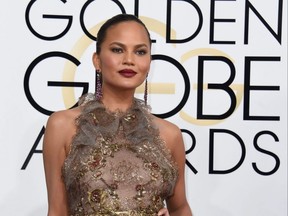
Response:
[93,21,151,93]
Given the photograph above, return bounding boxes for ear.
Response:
[92,52,100,70]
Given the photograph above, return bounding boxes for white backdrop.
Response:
[0,0,287,215]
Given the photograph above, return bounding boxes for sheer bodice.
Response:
[62,94,178,216]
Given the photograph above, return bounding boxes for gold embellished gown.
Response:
[62,93,178,216]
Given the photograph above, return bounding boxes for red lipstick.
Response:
[119,69,137,78]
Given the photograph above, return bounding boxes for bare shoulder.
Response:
[153,115,181,133]
[44,107,81,153]
[152,115,182,151]
[47,107,80,128]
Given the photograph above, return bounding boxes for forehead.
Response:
[104,21,150,45]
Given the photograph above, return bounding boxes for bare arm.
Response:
[160,122,193,216]
[43,111,76,216]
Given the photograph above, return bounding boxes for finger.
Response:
[157,208,169,216]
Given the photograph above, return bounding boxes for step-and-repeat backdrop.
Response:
[0,0,287,215]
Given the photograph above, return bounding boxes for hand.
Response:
[157,208,170,216]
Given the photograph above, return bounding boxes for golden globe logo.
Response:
[22,1,283,177]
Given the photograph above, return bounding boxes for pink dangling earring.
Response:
[144,75,148,105]
[96,69,102,100]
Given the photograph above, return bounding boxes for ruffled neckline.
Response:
[79,93,149,117]
[73,93,157,147]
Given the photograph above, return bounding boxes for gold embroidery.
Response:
[62,94,178,216]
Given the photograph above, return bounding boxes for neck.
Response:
[100,87,135,112]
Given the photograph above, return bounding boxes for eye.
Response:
[111,47,123,53]
[136,49,147,56]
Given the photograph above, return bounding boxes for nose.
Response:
[123,51,135,65]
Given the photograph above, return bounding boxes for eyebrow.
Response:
[109,42,149,49]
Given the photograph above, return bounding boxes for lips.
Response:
[119,69,137,78]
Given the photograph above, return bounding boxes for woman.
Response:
[43,14,192,216]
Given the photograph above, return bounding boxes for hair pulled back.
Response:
[96,14,152,54]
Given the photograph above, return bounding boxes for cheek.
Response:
[100,54,120,69]
[138,58,151,73]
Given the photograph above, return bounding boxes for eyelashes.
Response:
[136,50,147,55]
[111,47,123,53]
[110,47,148,56]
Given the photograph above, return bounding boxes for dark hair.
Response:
[96,14,152,54]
